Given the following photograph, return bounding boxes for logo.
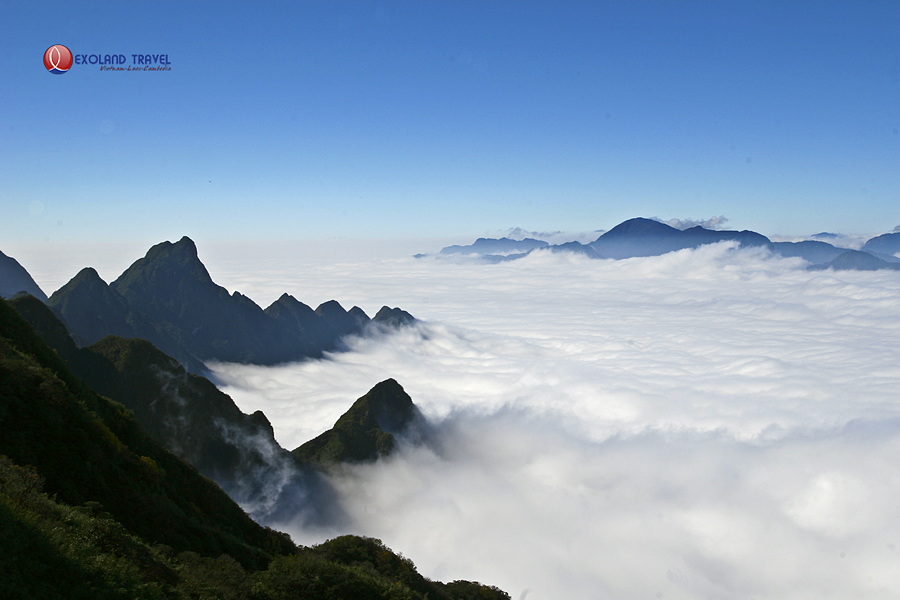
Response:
[43,45,73,74]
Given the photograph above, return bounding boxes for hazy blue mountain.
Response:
[589,218,770,258]
[0,250,47,302]
[551,241,602,258]
[809,250,900,271]
[769,240,847,264]
[862,232,900,257]
[440,237,550,255]
[426,217,893,266]
[293,378,429,465]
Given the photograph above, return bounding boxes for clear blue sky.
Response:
[2,1,898,248]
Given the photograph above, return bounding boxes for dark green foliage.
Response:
[293,378,423,465]
[0,298,508,599]
[0,298,294,568]
[1,455,507,600]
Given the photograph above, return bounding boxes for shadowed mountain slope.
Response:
[110,237,304,365]
[1,297,510,599]
[809,249,900,271]
[0,250,47,302]
[372,306,416,327]
[293,378,428,465]
[46,236,415,372]
[0,298,295,569]
[10,294,340,527]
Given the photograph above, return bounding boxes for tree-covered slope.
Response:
[0,298,295,569]
[0,298,509,598]
[293,378,428,465]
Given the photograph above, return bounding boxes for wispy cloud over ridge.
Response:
[651,216,730,230]
[210,244,900,599]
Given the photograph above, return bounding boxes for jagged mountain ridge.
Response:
[430,217,900,270]
[44,236,415,372]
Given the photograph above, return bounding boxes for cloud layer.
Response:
[209,244,900,599]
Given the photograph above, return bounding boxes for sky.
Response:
[2,6,900,596]
[206,246,900,599]
[1,0,899,263]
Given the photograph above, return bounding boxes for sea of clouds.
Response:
[207,243,900,600]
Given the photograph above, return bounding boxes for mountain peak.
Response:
[292,378,423,465]
[0,250,49,302]
[601,217,681,238]
[174,236,198,255]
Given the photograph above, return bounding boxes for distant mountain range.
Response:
[431,217,900,270]
[1,236,415,373]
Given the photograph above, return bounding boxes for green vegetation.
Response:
[292,379,420,465]
[0,298,509,599]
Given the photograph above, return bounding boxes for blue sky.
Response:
[2,1,898,249]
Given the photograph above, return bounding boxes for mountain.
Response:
[1,297,510,599]
[11,293,340,526]
[588,218,770,259]
[47,236,415,372]
[109,237,305,365]
[768,240,847,264]
[862,232,900,257]
[293,378,429,465]
[428,218,900,269]
[0,250,47,302]
[808,249,900,272]
[0,297,295,569]
[551,241,602,258]
[12,293,423,525]
[440,237,549,255]
[372,305,416,327]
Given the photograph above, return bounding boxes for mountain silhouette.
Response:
[293,378,428,465]
[46,236,415,371]
[0,249,48,301]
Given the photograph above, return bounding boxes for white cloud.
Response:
[209,245,900,600]
[650,216,729,230]
[500,227,605,245]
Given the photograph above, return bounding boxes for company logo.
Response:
[44,45,73,74]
